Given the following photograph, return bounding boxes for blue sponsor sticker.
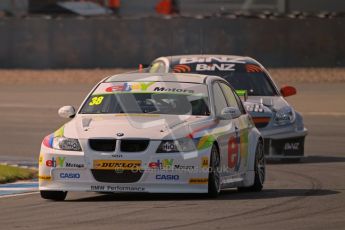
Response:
[59,173,81,179]
[155,174,179,180]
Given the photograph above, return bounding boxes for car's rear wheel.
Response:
[40,191,67,201]
[208,144,221,198]
[238,140,265,192]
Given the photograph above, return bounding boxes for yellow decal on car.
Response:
[38,175,51,180]
[89,96,104,106]
[201,156,209,169]
[189,178,208,184]
[54,126,65,138]
[39,155,43,166]
[93,160,142,170]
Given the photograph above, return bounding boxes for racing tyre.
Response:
[238,141,265,192]
[40,191,67,201]
[208,145,221,198]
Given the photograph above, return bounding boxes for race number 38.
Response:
[89,96,104,106]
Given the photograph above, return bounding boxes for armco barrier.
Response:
[0,17,344,68]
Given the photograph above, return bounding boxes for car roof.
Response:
[160,54,260,65]
[104,73,220,84]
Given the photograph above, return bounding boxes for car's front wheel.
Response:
[208,144,221,198]
[40,191,67,201]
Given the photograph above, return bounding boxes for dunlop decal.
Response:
[93,160,142,170]
[189,178,208,184]
[38,175,52,180]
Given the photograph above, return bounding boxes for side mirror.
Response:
[219,107,241,120]
[58,106,76,118]
[280,85,297,97]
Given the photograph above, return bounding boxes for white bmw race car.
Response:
[39,73,264,201]
[148,55,308,161]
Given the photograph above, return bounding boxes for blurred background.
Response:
[1,0,345,68]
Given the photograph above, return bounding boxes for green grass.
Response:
[0,165,37,184]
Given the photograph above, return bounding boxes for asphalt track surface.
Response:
[0,82,345,229]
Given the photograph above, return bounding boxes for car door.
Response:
[211,82,238,179]
[219,82,251,174]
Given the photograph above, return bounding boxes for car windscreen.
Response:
[169,62,278,96]
[80,82,210,116]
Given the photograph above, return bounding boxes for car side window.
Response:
[212,82,228,116]
[219,82,246,114]
[233,91,246,114]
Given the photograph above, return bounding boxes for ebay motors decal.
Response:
[95,82,201,95]
[104,82,195,94]
[46,157,65,167]
[44,156,85,168]
[105,82,155,92]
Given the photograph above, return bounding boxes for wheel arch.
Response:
[247,128,262,172]
[241,128,262,187]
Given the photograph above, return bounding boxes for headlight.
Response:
[274,107,296,126]
[52,137,82,151]
[157,138,196,153]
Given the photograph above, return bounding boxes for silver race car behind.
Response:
[148,55,307,161]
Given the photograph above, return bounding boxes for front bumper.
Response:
[39,147,210,194]
[260,126,308,158]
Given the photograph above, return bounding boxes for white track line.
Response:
[2,181,38,184]
[0,187,37,191]
[0,191,39,199]
[301,112,345,116]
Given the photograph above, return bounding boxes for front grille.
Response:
[120,139,149,152]
[91,170,143,183]
[252,117,270,129]
[89,139,116,152]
